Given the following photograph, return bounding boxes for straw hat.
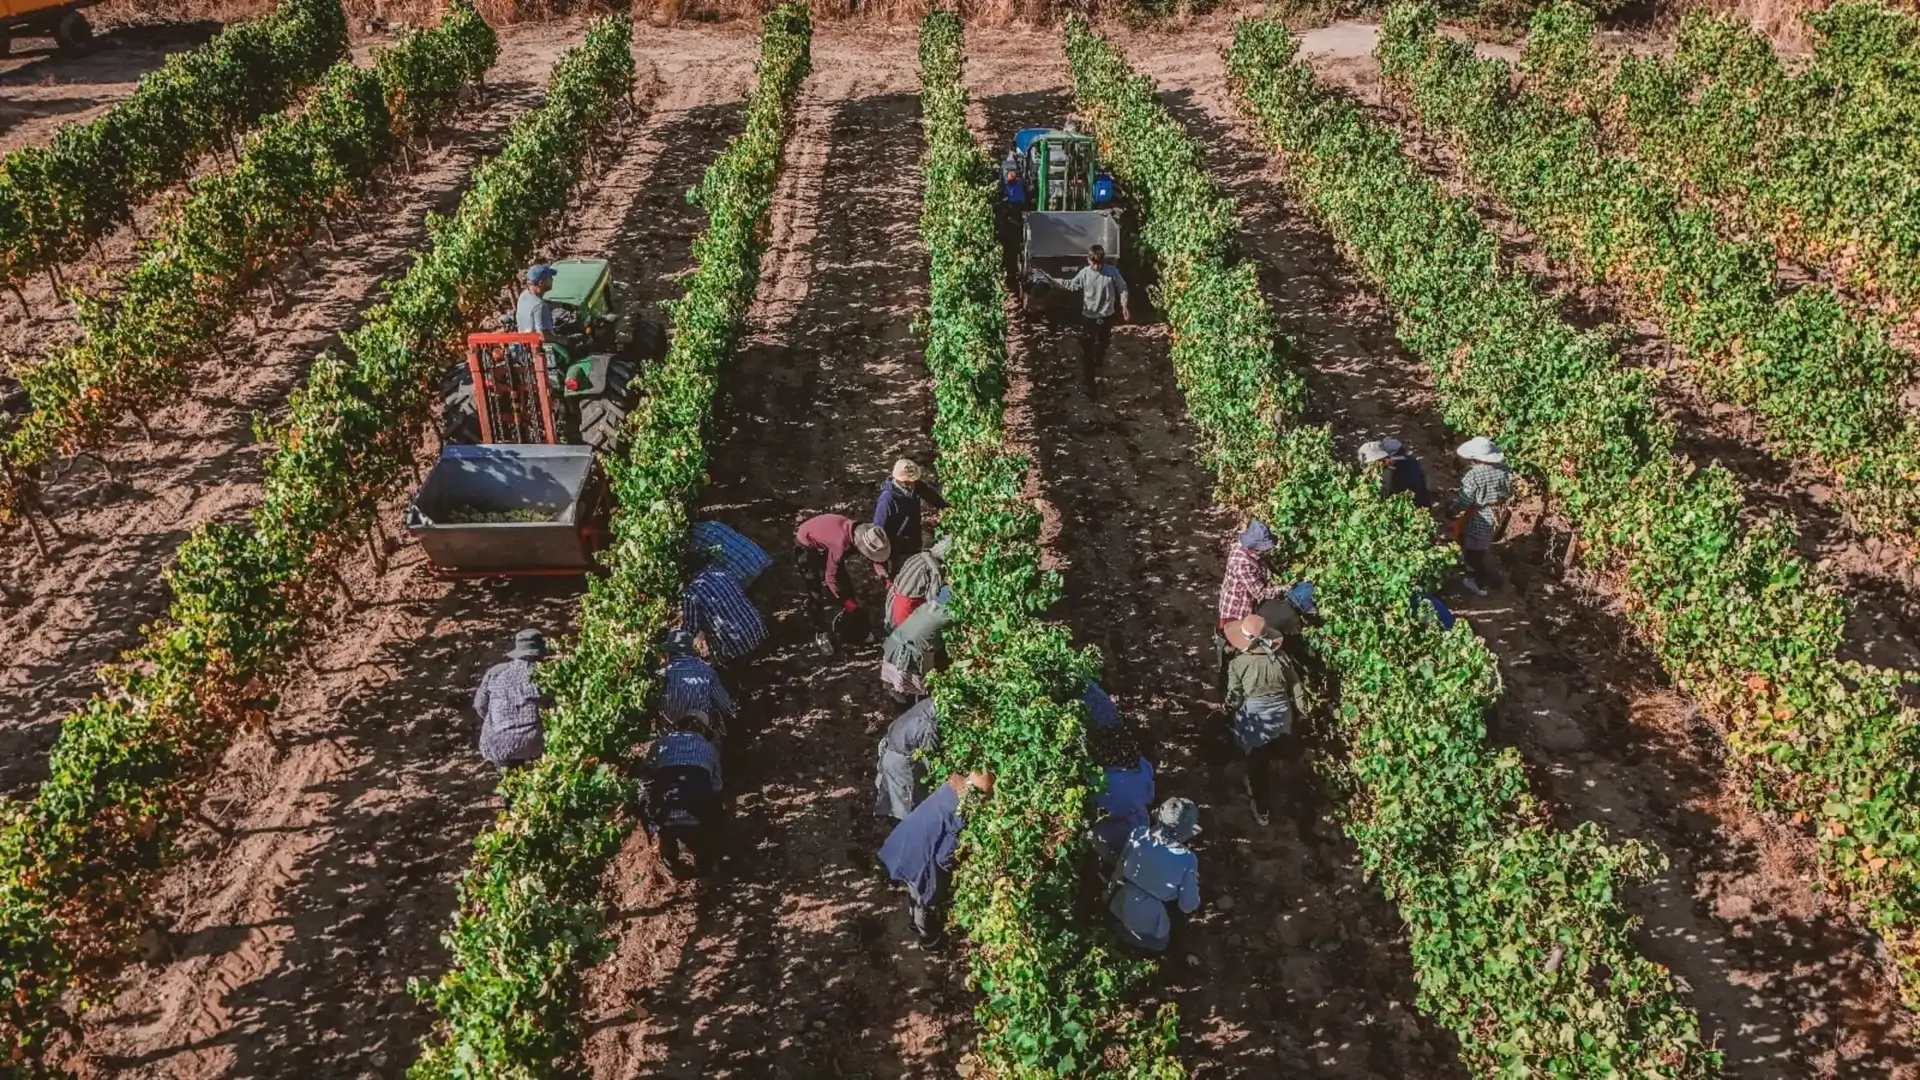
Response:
[1456,436,1505,464]
[1224,614,1269,652]
[893,458,923,483]
[853,522,892,564]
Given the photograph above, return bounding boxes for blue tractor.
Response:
[999,127,1117,211]
[1000,126,1122,314]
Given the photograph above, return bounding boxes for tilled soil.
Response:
[0,19,591,796]
[54,22,763,1078]
[1108,26,1920,1078]
[975,68,1464,1077]
[579,30,972,1077]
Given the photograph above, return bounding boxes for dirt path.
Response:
[57,25,764,1078]
[0,20,595,798]
[970,57,1466,1072]
[1111,29,1920,1078]
[577,29,979,1077]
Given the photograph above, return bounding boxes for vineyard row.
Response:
[1069,18,1716,1076]
[1378,2,1920,548]
[0,0,499,525]
[916,12,1184,1076]
[1233,9,1920,1013]
[0,18,634,1066]
[0,0,346,299]
[406,6,810,1074]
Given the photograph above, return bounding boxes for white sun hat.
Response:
[1456,436,1505,464]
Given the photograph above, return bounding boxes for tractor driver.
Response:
[516,264,559,338]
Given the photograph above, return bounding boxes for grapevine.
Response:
[0,21,635,1066]
[917,12,1184,1076]
[0,0,348,300]
[0,2,498,524]
[1376,1,1920,547]
[1068,17,1718,1076]
[405,7,808,1074]
[1230,9,1920,1011]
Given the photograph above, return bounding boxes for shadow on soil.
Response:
[983,86,1466,1080]
[73,100,748,1080]
[619,88,967,1079]
[1157,84,1920,1079]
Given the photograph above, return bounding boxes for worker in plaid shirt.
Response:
[1212,521,1285,696]
[691,519,772,592]
[681,555,769,665]
[1447,437,1515,597]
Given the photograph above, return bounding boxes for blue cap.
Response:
[527,264,557,284]
[1237,520,1277,552]
[1288,580,1317,616]
[934,585,952,605]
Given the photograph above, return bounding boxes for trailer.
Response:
[0,0,101,53]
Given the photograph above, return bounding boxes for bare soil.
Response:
[1102,25,1920,1077]
[0,19,594,797]
[44,21,765,1078]
[8,15,1914,1080]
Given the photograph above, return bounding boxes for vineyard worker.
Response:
[1448,437,1515,597]
[1253,579,1321,671]
[873,459,946,575]
[1358,437,1433,509]
[794,512,892,657]
[680,554,769,666]
[645,709,725,876]
[1084,680,1123,730]
[1037,245,1130,386]
[1090,723,1155,861]
[659,629,736,734]
[1213,520,1285,697]
[881,588,951,706]
[1109,797,1202,955]
[472,629,550,773]
[1223,614,1308,827]
[692,519,773,594]
[516,264,558,336]
[875,697,940,821]
[880,770,995,947]
[885,536,952,631]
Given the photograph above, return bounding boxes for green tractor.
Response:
[438,257,666,453]
[408,258,668,578]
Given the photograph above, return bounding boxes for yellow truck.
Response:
[0,0,100,54]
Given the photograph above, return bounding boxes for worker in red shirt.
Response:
[794,513,892,657]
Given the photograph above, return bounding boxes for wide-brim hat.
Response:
[1456,436,1505,464]
[1155,797,1200,842]
[853,522,892,563]
[1237,519,1277,552]
[1358,440,1390,465]
[1224,614,1268,652]
[893,458,923,483]
[508,628,548,660]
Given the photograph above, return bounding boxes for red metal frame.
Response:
[466,332,560,444]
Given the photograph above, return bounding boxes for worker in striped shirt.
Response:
[691,519,772,594]
[658,629,735,735]
[645,709,725,876]
[680,555,769,665]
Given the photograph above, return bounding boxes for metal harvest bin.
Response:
[1022,209,1122,277]
[405,443,603,575]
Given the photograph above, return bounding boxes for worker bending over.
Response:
[794,512,891,657]
[1109,797,1201,955]
[879,771,994,948]
[874,697,939,821]
[472,629,550,777]
[644,710,725,877]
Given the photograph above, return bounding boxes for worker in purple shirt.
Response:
[872,458,946,575]
[878,770,993,947]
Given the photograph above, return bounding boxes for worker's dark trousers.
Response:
[792,546,839,636]
[905,867,952,943]
[649,767,722,875]
[1081,315,1114,383]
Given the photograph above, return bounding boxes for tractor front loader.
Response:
[406,257,667,578]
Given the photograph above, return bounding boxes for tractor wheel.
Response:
[54,11,93,53]
[440,364,481,445]
[630,316,668,363]
[578,355,641,454]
